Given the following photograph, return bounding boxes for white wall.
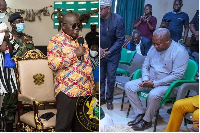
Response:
[145,0,199,37]
[5,0,99,46]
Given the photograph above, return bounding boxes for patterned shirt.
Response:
[47,31,95,97]
[11,31,35,57]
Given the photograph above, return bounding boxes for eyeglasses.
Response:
[0,10,7,15]
[100,7,108,11]
[72,23,81,29]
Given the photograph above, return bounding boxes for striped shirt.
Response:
[0,33,19,93]
[47,31,95,97]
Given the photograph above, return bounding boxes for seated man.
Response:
[125,28,189,131]
[165,95,199,132]
[126,30,152,56]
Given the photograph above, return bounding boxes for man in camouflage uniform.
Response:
[9,12,35,57]
[1,12,35,131]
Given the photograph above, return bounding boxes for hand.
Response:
[1,28,10,41]
[146,15,151,22]
[194,31,199,41]
[138,80,154,88]
[100,48,108,59]
[0,41,7,52]
[140,16,145,22]
[74,46,85,57]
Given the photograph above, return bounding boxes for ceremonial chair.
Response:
[126,59,198,132]
[14,50,56,132]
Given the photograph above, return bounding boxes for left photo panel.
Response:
[0,0,99,132]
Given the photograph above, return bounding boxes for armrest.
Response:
[176,83,199,100]
[18,94,35,104]
[162,80,197,101]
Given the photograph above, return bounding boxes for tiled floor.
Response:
[101,87,193,132]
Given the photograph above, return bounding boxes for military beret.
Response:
[8,12,23,22]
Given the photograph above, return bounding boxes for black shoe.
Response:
[107,102,113,110]
[6,123,13,132]
[100,100,106,106]
[127,113,145,126]
[131,119,152,131]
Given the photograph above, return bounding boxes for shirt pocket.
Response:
[161,59,173,74]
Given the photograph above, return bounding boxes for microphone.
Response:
[78,37,84,63]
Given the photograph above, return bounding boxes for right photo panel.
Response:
[99,0,199,132]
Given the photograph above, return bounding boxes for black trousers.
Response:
[55,92,90,132]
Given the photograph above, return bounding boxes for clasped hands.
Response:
[100,48,111,59]
[138,80,154,88]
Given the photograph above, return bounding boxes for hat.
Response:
[8,12,23,22]
[100,0,112,6]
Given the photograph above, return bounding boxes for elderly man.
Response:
[162,0,189,43]
[100,0,125,110]
[9,12,35,57]
[125,28,189,131]
[47,13,95,132]
[126,30,152,56]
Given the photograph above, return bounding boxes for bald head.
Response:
[0,0,7,13]
[153,28,170,41]
[152,28,172,52]
[62,13,80,39]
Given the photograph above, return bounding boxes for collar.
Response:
[135,39,141,46]
[61,31,78,42]
[172,10,182,14]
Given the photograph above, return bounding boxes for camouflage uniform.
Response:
[11,31,35,57]
[2,32,35,125]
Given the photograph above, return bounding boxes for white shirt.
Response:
[135,40,142,55]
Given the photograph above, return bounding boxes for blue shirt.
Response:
[163,11,189,42]
[100,12,125,60]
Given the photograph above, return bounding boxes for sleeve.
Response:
[47,38,78,71]
[183,13,189,25]
[9,33,19,57]
[142,47,154,81]
[134,17,141,25]
[109,17,125,53]
[150,17,157,31]
[153,48,189,87]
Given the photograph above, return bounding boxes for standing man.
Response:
[0,0,19,132]
[100,0,125,110]
[8,12,35,57]
[47,13,95,132]
[162,0,189,43]
[189,10,199,53]
[85,24,99,49]
[125,28,189,131]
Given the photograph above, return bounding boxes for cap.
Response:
[100,0,112,6]
[8,12,23,22]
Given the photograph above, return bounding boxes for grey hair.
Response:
[153,28,170,40]
[132,29,141,36]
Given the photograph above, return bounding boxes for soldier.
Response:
[8,12,35,57]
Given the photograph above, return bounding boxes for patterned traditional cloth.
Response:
[90,55,99,70]
[47,31,95,97]
[11,31,35,57]
[0,33,19,93]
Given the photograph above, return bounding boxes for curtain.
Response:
[116,0,145,35]
[111,0,116,12]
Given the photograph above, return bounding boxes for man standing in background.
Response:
[100,0,125,110]
[162,0,189,43]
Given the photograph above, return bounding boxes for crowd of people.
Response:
[0,0,198,132]
[100,0,198,132]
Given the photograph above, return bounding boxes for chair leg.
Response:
[153,109,159,132]
[126,103,131,118]
[184,118,187,126]
[121,90,126,111]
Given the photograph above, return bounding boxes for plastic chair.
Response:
[116,48,136,76]
[126,59,198,132]
[115,54,145,111]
